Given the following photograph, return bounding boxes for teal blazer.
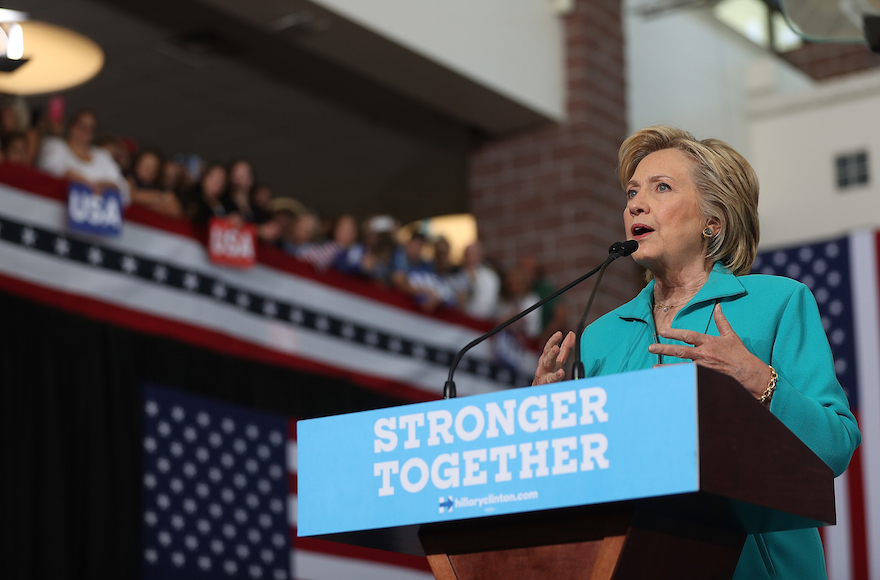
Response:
[580,262,861,579]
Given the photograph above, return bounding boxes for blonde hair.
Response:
[618,125,760,276]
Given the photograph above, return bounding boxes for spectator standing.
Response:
[1,96,42,165]
[187,162,235,225]
[250,184,274,224]
[461,241,501,319]
[347,215,398,283]
[429,235,469,308]
[301,213,359,272]
[128,149,183,218]
[1,132,29,165]
[391,232,449,311]
[95,135,134,176]
[269,197,305,250]
[227,158,258,223]
[496,267,542,340]
[280,210,319,258]
[37,109,131,204]
[519,255,569,343]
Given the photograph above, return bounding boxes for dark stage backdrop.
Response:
[0,289,406,579]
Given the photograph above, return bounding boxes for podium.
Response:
[297,364,834,579]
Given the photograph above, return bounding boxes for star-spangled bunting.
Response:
[0,213,525,387]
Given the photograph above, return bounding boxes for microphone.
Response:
[571,240,638,380]
[442,240,637,399]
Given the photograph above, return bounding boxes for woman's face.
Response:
[135,153,160,184]
[202,167,227,199]
[68,113,96,146]
[229,161,254,191]
[333,215,358,247]
[623,148,712,274]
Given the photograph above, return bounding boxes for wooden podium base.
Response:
[420,507,746,580]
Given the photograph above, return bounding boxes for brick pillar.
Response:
[468,0,642,333]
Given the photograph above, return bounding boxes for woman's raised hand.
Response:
[648,304,772,400]
[532,331,576,386]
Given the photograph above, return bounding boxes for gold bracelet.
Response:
[759,366,778,405]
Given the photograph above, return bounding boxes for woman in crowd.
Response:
[533,125,860,579]
[128,148,183,218]
[227,158,258,223]
[186,162,236,225]
[461,241,501,319]
[357,215,399,284]
[37,109,131,204]
[298,213,358,271]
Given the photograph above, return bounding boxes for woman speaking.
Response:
[534,126,861,579]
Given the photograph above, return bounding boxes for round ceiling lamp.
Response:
[0,20,104,95]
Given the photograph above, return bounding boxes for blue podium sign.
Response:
[297,364,700,537]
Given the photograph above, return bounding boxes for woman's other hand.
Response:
[648,304,772,400]
[532,330,576,385]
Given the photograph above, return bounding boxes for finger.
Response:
[557,331,576,366]
[541,331,562,358]
[540,332,562,368]
[653,362,690,368]
[658,327,705,346]
[540,345,558,371]
[713,304,734,336]
[648,343,695,360]
[534,366,565,386]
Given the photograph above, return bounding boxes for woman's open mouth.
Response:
[631,224,654,239]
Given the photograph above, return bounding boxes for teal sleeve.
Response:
[768,284,861,476]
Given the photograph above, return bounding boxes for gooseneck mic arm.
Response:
[443,240,638,399]
[571,240,639,380]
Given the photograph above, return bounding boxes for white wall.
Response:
[625,0,812,156]
[749,70,880,248]
[311,0,566,120]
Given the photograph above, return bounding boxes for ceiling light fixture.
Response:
[0,8,28,72]
[0,18,104,95]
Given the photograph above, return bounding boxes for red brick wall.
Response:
[468,0,642,333]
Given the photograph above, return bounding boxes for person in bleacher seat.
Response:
[298,213,358,272]
[128,148,183,218]
[390,232,461,311]
[186,162,236,225]
[496,266,542,340]
[95,134,134,177]
[227,158,260,223]
[280,210,320,258]
[336,214,399,284]
[429,235,469,308]
[1,132,29,166]
[519,255,569,343]
[250,184,274,224]
[37,109,131,204]
[461,241,501,320]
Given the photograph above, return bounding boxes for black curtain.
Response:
[0,290,406,579]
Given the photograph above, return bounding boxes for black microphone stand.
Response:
[443,240,637,399]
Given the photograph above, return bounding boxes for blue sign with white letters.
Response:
[67,182,124,237]
[297,364,701,537]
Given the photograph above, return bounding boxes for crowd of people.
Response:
[0,96,565,342]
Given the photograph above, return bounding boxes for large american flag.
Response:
[752,230,880,580]
[142,384,434,580]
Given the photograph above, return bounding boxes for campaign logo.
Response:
[67,182,123,237]
[438,496,453,514]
